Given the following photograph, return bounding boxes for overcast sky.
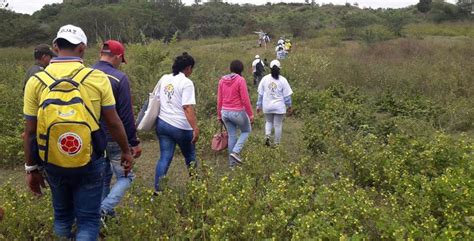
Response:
[4,0,458,15]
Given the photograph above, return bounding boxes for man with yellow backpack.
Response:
[23,24,132,240]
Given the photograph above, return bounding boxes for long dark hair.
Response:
[172,52,195,76]
[271,65,280,79]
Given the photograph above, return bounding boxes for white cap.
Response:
[255,55,260,59]
[53,24,88,46]
[270,59,281,69]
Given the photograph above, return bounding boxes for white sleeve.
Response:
[181,82,196,106]
[154,76,164,95]
[257,77,265,95]
[282,78,293,97]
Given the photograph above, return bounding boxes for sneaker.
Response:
[265,137,271,147]
[230,152,243,164]
[100,210,109,229]
[150,191,161,202]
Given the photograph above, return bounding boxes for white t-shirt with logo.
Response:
[157,73,196,130]
[258,74,293,114]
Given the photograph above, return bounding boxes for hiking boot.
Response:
[230,152,243,164]
[264,137,271,147]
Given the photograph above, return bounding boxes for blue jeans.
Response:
[221,110,252,166]
[45,157,105,241]
[102,142,135,215]
[155,118,196,191]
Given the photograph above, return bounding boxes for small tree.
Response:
[342,12,379,40]
[417,0,432,13]
[384,11,411,37]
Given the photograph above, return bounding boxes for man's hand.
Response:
[131,145,142,158]
[192,129,200,144]
[26,170,46,197]
[121,152,133,177]
[103,108,133,176]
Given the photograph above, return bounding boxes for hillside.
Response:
[0,1,472,47]
[0,28,473,238]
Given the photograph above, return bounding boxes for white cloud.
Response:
[6,0,62,14]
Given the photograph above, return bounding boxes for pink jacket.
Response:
[217,74,254,120]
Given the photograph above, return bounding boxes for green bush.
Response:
[361,24,395,44]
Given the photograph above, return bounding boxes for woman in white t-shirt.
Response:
[256,60,293,146]
[154,52,199,192]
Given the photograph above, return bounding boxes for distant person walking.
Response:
[252,55,265,86]
[93,40,142,221]
[256,60,293,146]
[23,44,56,90]
[23,24,132,240]
[284,39,292,52]
[275,44,287,60]
[217,60,254,166]
[277,37,285,46]
[154,52,199,192]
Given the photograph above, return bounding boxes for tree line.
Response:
[0,1,472,47]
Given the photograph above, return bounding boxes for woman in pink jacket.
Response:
[217,60,254,167]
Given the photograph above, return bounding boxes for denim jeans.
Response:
[264,113,285,144]
[155,118,196,191]
[221,110,252,166]
[102,142,135,215]
[45,157,105,241]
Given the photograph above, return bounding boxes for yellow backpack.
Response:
[34,68,100,168]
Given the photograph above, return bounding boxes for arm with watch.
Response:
[24,119,46,196]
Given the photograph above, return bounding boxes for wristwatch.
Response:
[25,164,38,174]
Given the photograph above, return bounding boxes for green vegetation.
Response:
[0,1,473,239]
[0,1,473,47]
[1,30,473,238]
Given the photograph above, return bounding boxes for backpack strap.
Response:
[33,71,56,87]
[69,67,94,85]
[71,68,100,126]
[34,67,86,89]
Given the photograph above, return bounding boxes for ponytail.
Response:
[271,65,280,79]
[172,52,195,76]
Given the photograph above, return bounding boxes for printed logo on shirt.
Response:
[269,82,278,97]
[164,84,174,103]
